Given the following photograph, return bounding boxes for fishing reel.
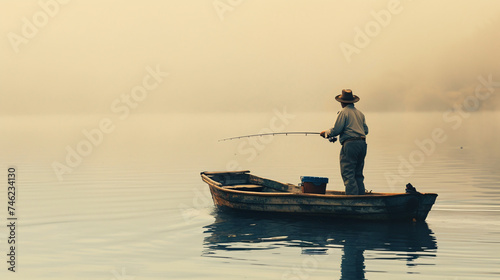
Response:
[327,137,337,143]
[320,132,337,143]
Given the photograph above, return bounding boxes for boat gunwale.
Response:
[201,171,437,199]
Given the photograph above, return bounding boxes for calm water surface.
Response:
[1,112,499,279]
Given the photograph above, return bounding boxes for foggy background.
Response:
[1,0,499,115]
[1,4,499,279]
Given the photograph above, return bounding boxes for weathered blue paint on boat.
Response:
[200,170,437,221]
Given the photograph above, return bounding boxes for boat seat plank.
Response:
[224,184,264,190]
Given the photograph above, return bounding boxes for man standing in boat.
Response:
[320,89,368,195]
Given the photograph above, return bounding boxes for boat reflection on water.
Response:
[203,210,437,279]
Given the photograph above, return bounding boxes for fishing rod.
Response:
[218,132,337,143]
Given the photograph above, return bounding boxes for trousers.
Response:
[340,140,367,195]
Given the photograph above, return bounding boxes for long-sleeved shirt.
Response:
[326,104,368,144]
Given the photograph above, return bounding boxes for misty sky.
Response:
[1,0,499,115]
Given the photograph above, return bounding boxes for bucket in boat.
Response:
[300,176,328,194]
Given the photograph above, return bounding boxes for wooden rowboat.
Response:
[201,170,438,221]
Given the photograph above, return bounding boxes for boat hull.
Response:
[201,171,437,221]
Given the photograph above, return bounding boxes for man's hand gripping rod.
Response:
[320,130,337,143]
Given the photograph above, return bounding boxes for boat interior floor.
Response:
[221,184,388,196]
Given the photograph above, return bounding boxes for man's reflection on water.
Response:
[342,239,365,280]
[203,210,437,279]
